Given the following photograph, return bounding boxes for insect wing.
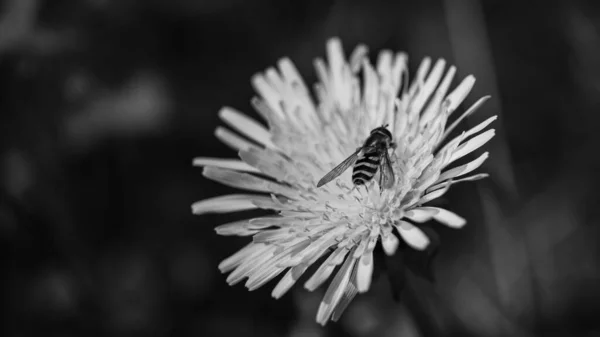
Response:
[379,151,395,189]
[317,149,360,188]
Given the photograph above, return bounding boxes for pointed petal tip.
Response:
[476,96,492,105]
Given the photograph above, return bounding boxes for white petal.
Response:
[247,216,294,230]
[391,52,408,90]
[412,58,446,116]
[271,243,328,298]
[214,126,258,152]
[445,75,475,116]
[363,60,380,125]
[245,239,307,289]
[326,38,345,87]
[418,181,452,205]
[420,65,456,127]
[327,38,344,72]
[440,96,491,144]
[278,57,310,95]
[305,246,349,291]
[356,250,374,293]
[203,167,272,193]
[227,245,277,285]
[219,107,275,148]
[316,253,357,325]
[404,208,437,223]
[331,282,358,322]
[395,221,430,250]
[437,152,488,183]
[250,96,280,125]
[214,219,258,236]
[245,265,286,291]
[250,194,292,211]
[218,242,263,273]
[280,226,346,267]
[191,194,270,215]
[313,58,330,99]
[203,167,299,199]
[252,228,294,244]
[271,265,304,299]
[381,233,399,256]
[464,115,498,139]
[239,148,301,183]
[220,242,271,276]
[251,74,284,119]
[193,157,260,173]
[352,236,369,258]
[247,216,310,229]
[409,57,431,98]
[427,173,489,193]
[349,44,368,73]
[435,130,466,164]
[264,67,286,94]
[426,207,466,228]
[376,49,393,77]
[450,129,495,163]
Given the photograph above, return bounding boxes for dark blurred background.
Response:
[1,0,599,336]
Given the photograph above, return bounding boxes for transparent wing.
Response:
[317,149,361,188]
[379,151,395,189]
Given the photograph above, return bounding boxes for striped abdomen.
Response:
[352,152,381,185]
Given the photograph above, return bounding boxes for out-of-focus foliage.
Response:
[1,0,599,336]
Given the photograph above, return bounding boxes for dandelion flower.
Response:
[192,38,496,325]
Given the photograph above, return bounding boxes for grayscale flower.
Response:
[192,38,495,325]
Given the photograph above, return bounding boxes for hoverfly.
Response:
[317,124,396,190]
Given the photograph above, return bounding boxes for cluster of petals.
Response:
[192,38,495,325]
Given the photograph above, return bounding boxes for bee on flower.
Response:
[192,37,496,325]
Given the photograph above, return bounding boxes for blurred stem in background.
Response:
[443,0,542,334]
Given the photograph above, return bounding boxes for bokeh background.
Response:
[1,0,599,336]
